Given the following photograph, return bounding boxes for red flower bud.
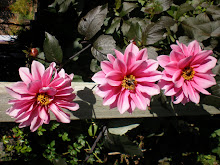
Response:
[30,48,38,57]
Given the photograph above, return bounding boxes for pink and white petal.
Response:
[187,40,201,56]
[117,89,130,114]
[11,82,28,94]
[182,82,189,98]
[164,61,178,74]
[15,111,31,123]
[137,83,160,96]
[101,61,113,74]
[56,87,73,96]
[193,73,216,89]
[30,109,44,132]
[130,90,147,110]
[136,48,148,61]
[103,90,119,106]
[178,56,192,69]
[172,70,184,88]
[106,71,124,86]
[170,51,185,62]
[113,59,127,74]
[42,62,55,85]
[190,81,211,95]
[27,80,42,93]
[177,40,189,56]
[39,87,57,96]
[50,104,70,123]
[38,106,49,121]
[55,93,76,101]
[107,54,115,63]
[58,69,65,78]
[31,60,45,80]
[91,71,107,84]
[114,49,124,61]
[109,97,118,109]
[6,87,22,99]
[186,81,200,104]
[129,60,148,75]
[56,100,79,111]
[145,59,159,72]
[19,67,33,85]
[193,56,217,73]
[170,44,183,54]
[124,43,139,60]
[136,71,162,82]
[191,50,213,66]
[173,90,184,104]
[126,52,136,70]
[161,71,173,81]
[157,55,170,68]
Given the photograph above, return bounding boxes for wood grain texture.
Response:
[0,82,219,122]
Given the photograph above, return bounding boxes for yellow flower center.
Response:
[37,93,50,106]
[121,75,137,90]
[182,67,195,80]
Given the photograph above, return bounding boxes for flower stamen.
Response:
[121,75,137,90]
[182,67,195,80]
[37,93,50,106]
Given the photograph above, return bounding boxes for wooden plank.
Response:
[0,82,219,122]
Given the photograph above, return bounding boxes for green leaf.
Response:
[207,5,220,21]
[43,32,63,64]
[147,47,158,60]
[175,3,194,20]
[90,59,101,73]
[126,22,142,43]
[78,5,108,40]
[119,2,138,17]
[106,17,121,34]
[59,0,74,13]
[53,158,67,165]
[104,132,143,156]
[92,35,116,61]
[108,119,141,135]
[72,75,83,82]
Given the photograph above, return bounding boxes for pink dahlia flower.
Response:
[92,43,162,114]
[157,40,217,104]
[6,61,79,132]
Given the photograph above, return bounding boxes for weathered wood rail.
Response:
[0,82,219,122]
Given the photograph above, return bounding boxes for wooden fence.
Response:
[0,82,219,122]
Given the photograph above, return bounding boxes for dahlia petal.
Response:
[106,71,124,86]
[91,71,107,84]
[193,73,216,88]
[39,87,57,96]
[27,80,42,93]
[173,70,184,88]
[157,55,170,68]
[178,56,192,69]
[137,83,160,96]
[170,51,185,62]
[117,89,130,114]
[55,100,79,111]
[6,87,22,99]
[136,71,162,82]
[107,54,115,63]
[114,49,124,61]
[50,104,70,123]
[56,87,73,96]
[124,43,139,60]
[126,52,136,70]
[182,82,189,98]
[11,82,28,94]
[187,40,201,55]
[170,44,183,54]
[193,56,217,73]
[145,59,159,72]
[186,81,200,104]
[191,50,213,66]
[190,81,211,95]
[103,90,118,106]
[177,40,189,56]
[42,62,55,86]
[30,109,44,132]
[19,67,33,85]
[164,61,178,74]
[58,69,65,78]
[31,60,45,80]
[129,60,148,75]
[113,59,127,74]
[130,90,147,110]
[101,61,113,74]
[136,48,148,61]
[173,90,184,104]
